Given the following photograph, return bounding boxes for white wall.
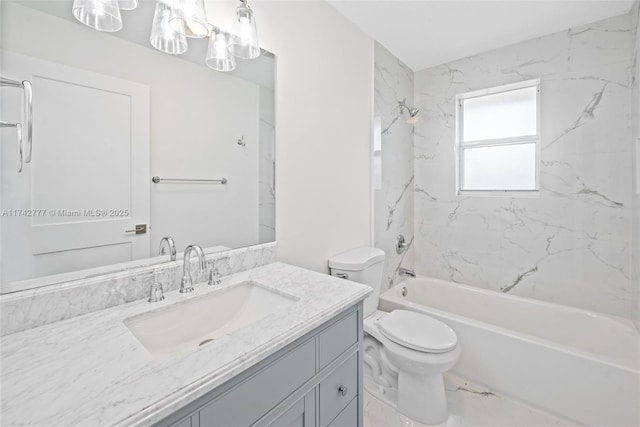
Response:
[413,12,635,318]
[206,1,374,272]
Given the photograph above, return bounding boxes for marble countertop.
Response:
[0,262,371,427]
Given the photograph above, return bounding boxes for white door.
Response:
[0,51,150,284]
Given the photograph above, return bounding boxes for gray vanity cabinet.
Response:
[156,303,363,427]
[268,389,317,427]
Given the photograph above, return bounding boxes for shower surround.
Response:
[632,1,640,330]
[373,43,414,288]
[413,11,637,318]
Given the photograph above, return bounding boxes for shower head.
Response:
[398,99,420,123]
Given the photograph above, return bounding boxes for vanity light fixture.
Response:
[206,28,236,72]
[71,0,261,72]
[118,0,138,11]
[169,0,209,39]
[150,1,188,55]
[72,0,123,32]
[229,0,260,60]
[398,99,421,124]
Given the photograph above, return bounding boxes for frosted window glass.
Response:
[463,86,537,142]
[462,143,536,190]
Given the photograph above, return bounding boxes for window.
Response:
[456,79,540,194]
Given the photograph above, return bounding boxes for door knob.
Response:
[338,386,348,396]
[125,224,147,234]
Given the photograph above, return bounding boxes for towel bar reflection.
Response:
[1,76,33,172]
[152,176,228,184]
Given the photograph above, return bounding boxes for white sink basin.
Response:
[124,281,298,355]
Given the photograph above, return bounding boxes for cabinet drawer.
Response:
[318,311,357,369]
[319,353,358,427]
[199,339,316,426]
[327,398,357,427]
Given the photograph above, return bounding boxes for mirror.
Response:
[0,0,276,293]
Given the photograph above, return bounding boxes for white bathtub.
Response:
[379,277,640,426]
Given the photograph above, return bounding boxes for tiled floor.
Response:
[364,373,572,427]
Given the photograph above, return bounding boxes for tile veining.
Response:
[0,243,276,336]
[374,42,415,288]
[0,262,370,427]
[364,373,572,427]
[413,11,635,318]
[544,83,607,149]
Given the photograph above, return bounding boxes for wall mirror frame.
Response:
[0,0,276,294]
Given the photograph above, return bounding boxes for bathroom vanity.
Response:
[158,306,361,427]
[0,262,371,426]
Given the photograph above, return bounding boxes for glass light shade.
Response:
[169,0,209,38]
[72,0,122,32]
[118,0,138,11]
[229,2,260,59]
[206,30,236,72]
[150,2,188,54]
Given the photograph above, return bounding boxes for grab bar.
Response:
[22,80,33,163]
[152,176,228,184]
[17,123,23,173]
[1,76,33,171]
[0,77,22,87]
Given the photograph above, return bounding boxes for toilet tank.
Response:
[328,247,385,317]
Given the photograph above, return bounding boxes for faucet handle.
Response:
[149,281,165,302]
[208,267,222,286]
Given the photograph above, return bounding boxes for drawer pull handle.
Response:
[338,386,348,396]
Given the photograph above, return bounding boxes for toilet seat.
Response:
[378,310,457,353]
[364,310,460,375]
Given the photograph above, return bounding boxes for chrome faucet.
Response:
[159,236,177,261]
[148,281,165,303]
[180,245,206,293]
[398,268,416,278]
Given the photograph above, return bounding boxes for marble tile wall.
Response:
[413,12,636,318]
[374,42,414,289]
[633,0,640,330]
[0,243,276,336]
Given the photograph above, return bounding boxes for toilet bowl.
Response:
[329,247,460,425]
[364,310,460,424]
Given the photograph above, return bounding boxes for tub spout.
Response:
[399,268,416,278]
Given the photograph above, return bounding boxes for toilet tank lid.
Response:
[329,247,385,270]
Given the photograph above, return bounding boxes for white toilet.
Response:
[329,247,460,425]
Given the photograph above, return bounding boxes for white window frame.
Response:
[455,78,541,197]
